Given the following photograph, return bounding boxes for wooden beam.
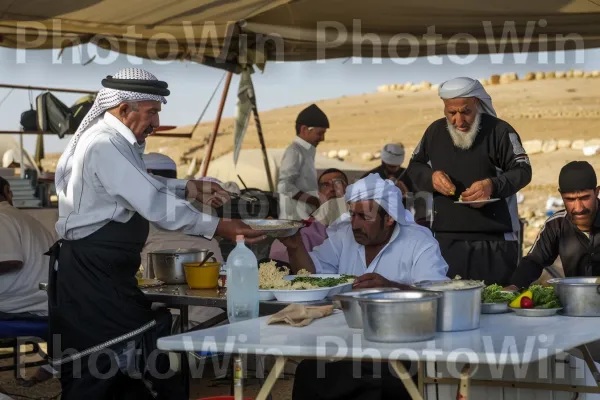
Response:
[423,377,600,393]
[0,83,96,95]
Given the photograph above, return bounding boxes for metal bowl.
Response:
[357,291,442,343]
[148,248,214,284]
[481,303,510,314]
[333,288,400,329]
[547,277,600,316]
[243,219,304,238]
[509,307,563,317]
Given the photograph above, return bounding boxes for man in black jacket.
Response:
[407,77,532,285]
[508,161,600,289]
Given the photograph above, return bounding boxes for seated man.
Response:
[508,161,600,288]
[0,176,57,319]
[270,168,349,263]
[283,174,448,400]
[281,173,448,287]
[362,143,412,194]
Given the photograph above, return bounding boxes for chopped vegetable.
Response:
[509,290,533,308]
[290,274,356,288]
[482,284,517,304]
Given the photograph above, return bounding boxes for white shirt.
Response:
[56,113,219,240]
[0,201,57,315]
[310,217,449,285]
[277,137,318,219]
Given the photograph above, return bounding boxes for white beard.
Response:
[446,112,482,150]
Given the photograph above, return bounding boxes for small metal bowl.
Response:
[333,288,400,328]
[509,307,563,317]
[357,291,442,343]
[481,303,510,314]
[242,219,304,238]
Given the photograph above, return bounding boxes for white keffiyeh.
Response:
[438,77,497,117]
[344,173,414,225]
[55,68,167,194]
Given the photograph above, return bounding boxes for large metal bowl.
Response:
[333,288,400,328]
[148,248,214,284]
[547,277,600,316]
[242,219,304,238]
[415,280,484,332]
[357,291,442,343]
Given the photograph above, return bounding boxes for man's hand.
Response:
[214,219,266,245]
[186,180,230,208]
[432,171,456,196]
[278,231,304,251]
[352,273,397,289]
[461,178,493,208]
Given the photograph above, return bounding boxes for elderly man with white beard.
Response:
[407,77,532,285]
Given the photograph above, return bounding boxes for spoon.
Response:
[197,251,214,267]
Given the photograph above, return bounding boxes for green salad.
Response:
[290,275,356,288]
[482,284,518,304]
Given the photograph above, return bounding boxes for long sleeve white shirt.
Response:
[56,112,219,240]
[310,216,449,285]
[277,136,319,220]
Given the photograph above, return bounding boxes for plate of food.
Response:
[481,284,518,314]
[243,219,305,238]
[508,284,562,317]
[258,260,355,302]
[454,198,500,205]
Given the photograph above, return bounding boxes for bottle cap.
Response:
[236,235,244,241]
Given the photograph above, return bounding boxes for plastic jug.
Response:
[226,235,259,323]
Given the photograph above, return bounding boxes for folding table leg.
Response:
[456,363,472,400]
[579,345,600,385]
[390,360,423,400]
[255,356,286,400]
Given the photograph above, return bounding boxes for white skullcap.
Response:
[143,153,176,171]
[2,149,18,168]
[344,173,414,225]
[438,77,497,117]
[380,143,405,166]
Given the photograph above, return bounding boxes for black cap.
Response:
[296,104,329,128]
[559,161,597,193]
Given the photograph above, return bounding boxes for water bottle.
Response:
[226,235,259,323]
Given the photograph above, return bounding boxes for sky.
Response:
[0,44,598,155]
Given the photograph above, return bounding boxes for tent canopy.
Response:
[1,0,599,70]
[202,148,366,192]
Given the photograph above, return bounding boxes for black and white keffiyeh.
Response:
[55,68,168,194]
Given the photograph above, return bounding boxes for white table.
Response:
[158,311,600,399]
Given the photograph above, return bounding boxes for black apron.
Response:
[47,213,186,399]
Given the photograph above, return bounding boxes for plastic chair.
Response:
[0,319,48,380]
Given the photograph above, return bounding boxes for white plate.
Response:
[259,290,275,301]
[454,198,500,205]
[267,274,355,302]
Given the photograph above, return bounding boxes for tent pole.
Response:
[19,134,25,179]
[199,72,233,177]
[250,99,274,192]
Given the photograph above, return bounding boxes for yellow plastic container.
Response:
[184,261,221,289]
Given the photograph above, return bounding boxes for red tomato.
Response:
[520,297,534,309]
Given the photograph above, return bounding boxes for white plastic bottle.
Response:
[226,235,259,323]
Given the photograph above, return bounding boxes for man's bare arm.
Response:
[279,233,316,274]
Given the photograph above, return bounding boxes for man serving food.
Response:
[279,173,448,288]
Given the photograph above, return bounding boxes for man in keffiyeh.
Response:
[48,68,265,399]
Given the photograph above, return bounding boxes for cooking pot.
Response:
[148,249,215,284]
[414,280,484,332]
[547,277,600,316]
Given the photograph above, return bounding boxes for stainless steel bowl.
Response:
[148,248,214,284]
[481,303,510,314]
[333,288,400,328]
[547,277,600,316]
[242,219,304,238]
[415,280,484,332]
[357,291,442,343]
